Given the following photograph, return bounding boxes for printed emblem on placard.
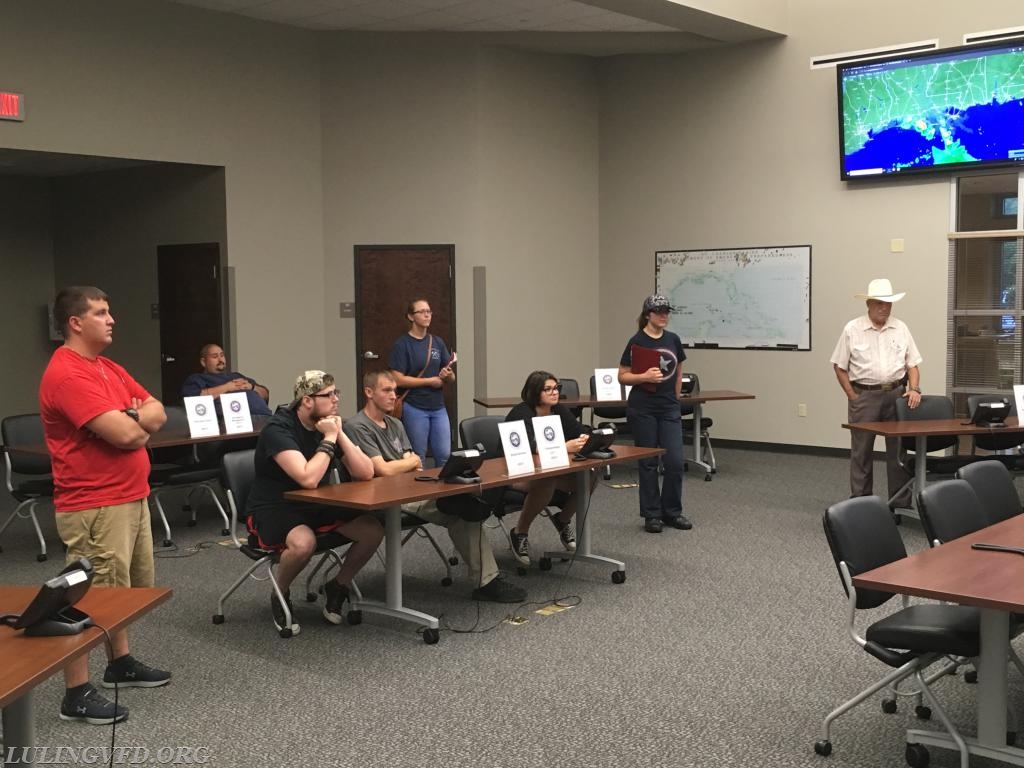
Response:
[602,374,613,384]
[510,432,521,448]
[195,404,207,416]
[230,400,241,413]
[543,426,556,442]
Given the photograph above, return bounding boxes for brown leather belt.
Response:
[852,376,907,392]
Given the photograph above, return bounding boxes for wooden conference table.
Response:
[0,586,172,766]
[843,417,1024,514]
[853,515,1024,766]
[474,390,755,480]
[286,444,662,644]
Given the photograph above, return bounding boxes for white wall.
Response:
[0,0,324,403]
[597,0,1021,448]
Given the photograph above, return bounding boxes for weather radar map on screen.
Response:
[839,41,1024,179]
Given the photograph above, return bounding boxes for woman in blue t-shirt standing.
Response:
[388,298,455,467]
[618,294,690,534]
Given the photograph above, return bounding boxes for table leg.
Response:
[684,402,713,479]
[2,692,36,765]
[542,466,625,581]
[349,506,439,633]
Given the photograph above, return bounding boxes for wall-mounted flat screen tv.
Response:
[837,40,1024,180]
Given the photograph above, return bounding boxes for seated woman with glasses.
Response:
[503,370,593,566]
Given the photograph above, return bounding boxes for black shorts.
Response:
[252,504,358,547]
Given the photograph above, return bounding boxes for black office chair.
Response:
[458,416,525,543]
[148,405,231,547]
[589,374,630,480]
[966,395,1024,471]
[212,449,366,638]
[956,460,1023,525]
[680,373,716,474]
[0,414,53,562]
[817,495,976,766]
[558,377,583,421]
[894,395,978,502]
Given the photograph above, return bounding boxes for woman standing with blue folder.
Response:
[618,294,689,533]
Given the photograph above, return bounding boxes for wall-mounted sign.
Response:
[1,92,25,121]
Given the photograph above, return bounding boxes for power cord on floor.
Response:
[154,540,217,559]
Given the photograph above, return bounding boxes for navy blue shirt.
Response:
[181,371,272,416]
[387,334,452,411]
[619,329,686,406]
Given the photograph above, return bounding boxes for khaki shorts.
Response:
[55,500,155,588]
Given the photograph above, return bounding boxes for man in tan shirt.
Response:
[831,278,922,508]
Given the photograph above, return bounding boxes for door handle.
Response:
[161,354,176,363]
[363,351,380,360]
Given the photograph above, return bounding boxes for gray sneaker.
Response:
[101,655,171,689]
[60,684,128,725]
[550,516,577,551]
[509,530,530,566]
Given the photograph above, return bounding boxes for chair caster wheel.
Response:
[278,628,293,639]
[1008,731,1017,746]
[162,539,173,547]
[905,742,929,768]
[448,556,459,566]
[37,553,47,562]
[212,614,224,624]
[611,570,626,584]
[704,474,712,482]
[187,520,197,527]
[538,557,552,571]
[441,577,453,587]
[221,528,230,536]
[882,698,898,714]
[346,610,362,626]
[422,627,440,644]
[813,740,832,757]
[305,592,317,603]
[964,669,978,683]
[914,705,931,720]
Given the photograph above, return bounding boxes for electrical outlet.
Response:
[797,403,807,417]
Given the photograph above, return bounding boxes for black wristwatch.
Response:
[123,408,140,422]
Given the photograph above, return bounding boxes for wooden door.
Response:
[157,243,223,405]
[354,245,456,430]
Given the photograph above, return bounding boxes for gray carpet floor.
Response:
[2,447,1022,767]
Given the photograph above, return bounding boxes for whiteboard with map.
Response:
[655,245,811,350]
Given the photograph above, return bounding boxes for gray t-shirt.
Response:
[343,410,412,462]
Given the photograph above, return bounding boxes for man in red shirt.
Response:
[39,286,171,724]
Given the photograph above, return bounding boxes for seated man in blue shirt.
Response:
[181,343,272,416]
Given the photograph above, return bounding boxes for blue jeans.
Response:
[627,402,684,520]
[401,402,451,468]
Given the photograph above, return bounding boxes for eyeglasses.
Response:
[541,384,563,394]
[412,309,433,315]
[309,390,339,400]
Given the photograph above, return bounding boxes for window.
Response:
[948,172,1024,415]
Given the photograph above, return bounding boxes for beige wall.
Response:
[598,0,1021,448]
[0,0,324,404]
[320,36,599,420]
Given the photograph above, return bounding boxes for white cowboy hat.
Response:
[855,278,905,302]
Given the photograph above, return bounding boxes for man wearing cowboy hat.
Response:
[831,278,922,508]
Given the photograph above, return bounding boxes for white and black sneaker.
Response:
[509,530,530,566]
[550,516,577,552]
[101,655,171,689]
[60,684,128,725]
[322,579,349,625]
[270,590,300,636]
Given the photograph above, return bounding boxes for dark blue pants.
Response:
[627,402,684,520]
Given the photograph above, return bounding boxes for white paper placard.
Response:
[594,368,621,401]
[183,396,220,438]
[1014,385,1024,421]
[498,420,535,477]
[532,415,569,469]
[220,392,254,435]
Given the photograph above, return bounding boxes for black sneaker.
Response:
[60,684,128,725]
[663,516,693,530]
[271,590,300,636]
[472,575,527,603]
[509,530,530,566]
[550,516,577,551]
[322,579,349,625]
[644,518,664,533]
[101,655,171,689]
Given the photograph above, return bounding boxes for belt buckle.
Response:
[880,382,895,391]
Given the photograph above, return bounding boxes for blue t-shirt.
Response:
[387,334,452,411]
[619,329,686,406]
[181,371,272,416]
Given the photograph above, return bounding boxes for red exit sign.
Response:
[0,92,25,121]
